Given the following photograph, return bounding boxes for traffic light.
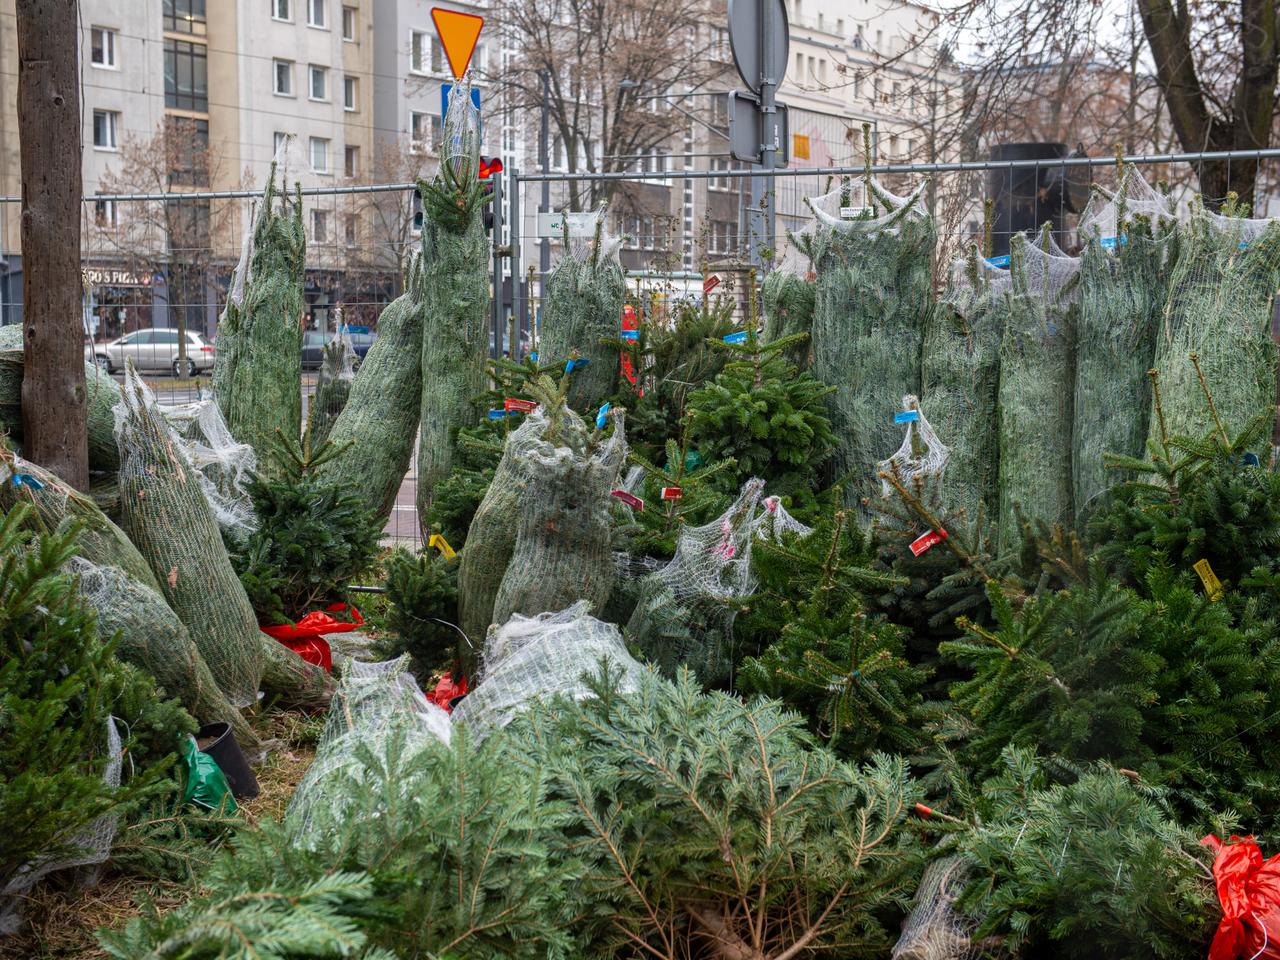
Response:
[479,156,503,234]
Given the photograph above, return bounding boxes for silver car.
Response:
[87,328,215,377]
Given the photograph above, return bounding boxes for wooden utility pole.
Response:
[16,0,88,489]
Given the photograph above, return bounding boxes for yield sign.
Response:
[431,8,484,79]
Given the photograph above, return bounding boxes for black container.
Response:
[196,721,260,799]
[987,142,1084,257]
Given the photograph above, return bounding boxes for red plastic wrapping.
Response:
[261,603,363,674]
[429,673,468,712]
[1205,835,1280,960]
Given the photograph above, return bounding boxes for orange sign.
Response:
[431,8,484,79]
[793,133,810,160]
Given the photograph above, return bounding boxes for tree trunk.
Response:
[16,0,88,489]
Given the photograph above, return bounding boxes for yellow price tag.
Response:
[428,533,456,560]
[1193,559,1223,602]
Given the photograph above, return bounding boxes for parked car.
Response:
[301,330,375,370]
[86,329,215,377]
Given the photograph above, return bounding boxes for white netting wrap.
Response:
[752,495,814,542]
[225,132,303,309]
[308,319,359,449]
[164,398,258,543]
[0,717,123,935]
[892,856,980,960]
[443,76,481,181]
[626,478,764,685]
[1077,166,1176,241]
[807,178,931,235]
[286,656,451,848]
[772,221,819,277]
[878,395,951,511]
[452,602,645,742]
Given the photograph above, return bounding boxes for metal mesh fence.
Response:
[0,148,1278,544]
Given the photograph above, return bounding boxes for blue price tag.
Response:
[565,357,591,374]
[596,402,610,430]
[1244,452,1261,466]
[985,254,1010,268]
[621,329,638,341]
[1100,234,1129,250]
[894,411,920,424]
[723,331,748,344]
[487,409,510,420]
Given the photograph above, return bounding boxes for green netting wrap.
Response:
[922,249,1005,525]
[807,179,935,511]
[996,233,1079,553]
[626,477,764,686]
[0,340,122,473]
[215,163,306,464]
[490,408,628,628]
[68,557,262,755]
[415,79,490,512]
[0,451,161,590]
[307,326,357,450]
[538,213,626,410]
[1072,170,1175,515]
[316,260,425,524]
[115,363,263,707]
[456,408,554,662]
[762,223,817,368]
[1148,200,1280,450]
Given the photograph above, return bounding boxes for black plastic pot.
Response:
[196,722,260,799]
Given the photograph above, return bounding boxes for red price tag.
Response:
[703,274,721,294]
[660,487,682,501]
[611,490,644,511]
[504,398,537,413]
[909,528,947,556]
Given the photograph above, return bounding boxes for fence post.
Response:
[509,168,523,354]
[491,170,503,359]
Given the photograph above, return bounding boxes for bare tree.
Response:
[343,137,435,299]
[17,0,87,488]
[491,0,723,209]
[94,118,233,373]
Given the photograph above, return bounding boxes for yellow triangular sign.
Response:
[431,8,484,79]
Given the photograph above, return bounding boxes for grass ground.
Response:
[0,707,322,959]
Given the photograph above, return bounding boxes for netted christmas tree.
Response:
[538,212,626,411]
[115,363,263,707]
[1072,166,1176,515]
[761,223,818,368]
[306,323,357,450]
[1148,195,1280,453]
[922,247,1005,527]
[0,339,122,473]
[316,254,425,523]
[416,77,491,513]
[996,229,1079,554]
[625,477,764,686]
[807,161,936,512]
[214,156,306,465]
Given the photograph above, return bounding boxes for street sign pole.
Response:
[749,0,776,270]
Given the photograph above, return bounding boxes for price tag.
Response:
[840,205,869,219]
[504,398,537,413]
[723,331,748,344]
[1100,234,1129,250]
[428,533,456,560]
[596,402,610,429]
[621,329,639,341]
[487,409,511,420]
[611,490,644,511]
[564,357,590,374]
[703,274,721,294]
[660,487,682,501]
[1193,559,1224,602]
[909,528,947,556]
[985,254,1010,268]
[894,410,920,424]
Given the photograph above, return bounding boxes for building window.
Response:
[312,209,328,243]
[341,5,355,39]
[343,75,357,110]
[92,109,119,150]
[708,156,732,191]
[710,93,728,127]
[309,65,329,101]
[344,213,357,245]
[409,111,438,151]
[94,195,118,227]
[308,0,326,27]
[310,136,329,172]
[167,116,210,186]
[272,0,290,20]
[710,219,738,253]
[273,59,294,95]
[410,30,444,73]
[163,0,206,35]
[344,144,359,177]
[90,27,116,68]
[274,131,289,154]
[164,38,208,111]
